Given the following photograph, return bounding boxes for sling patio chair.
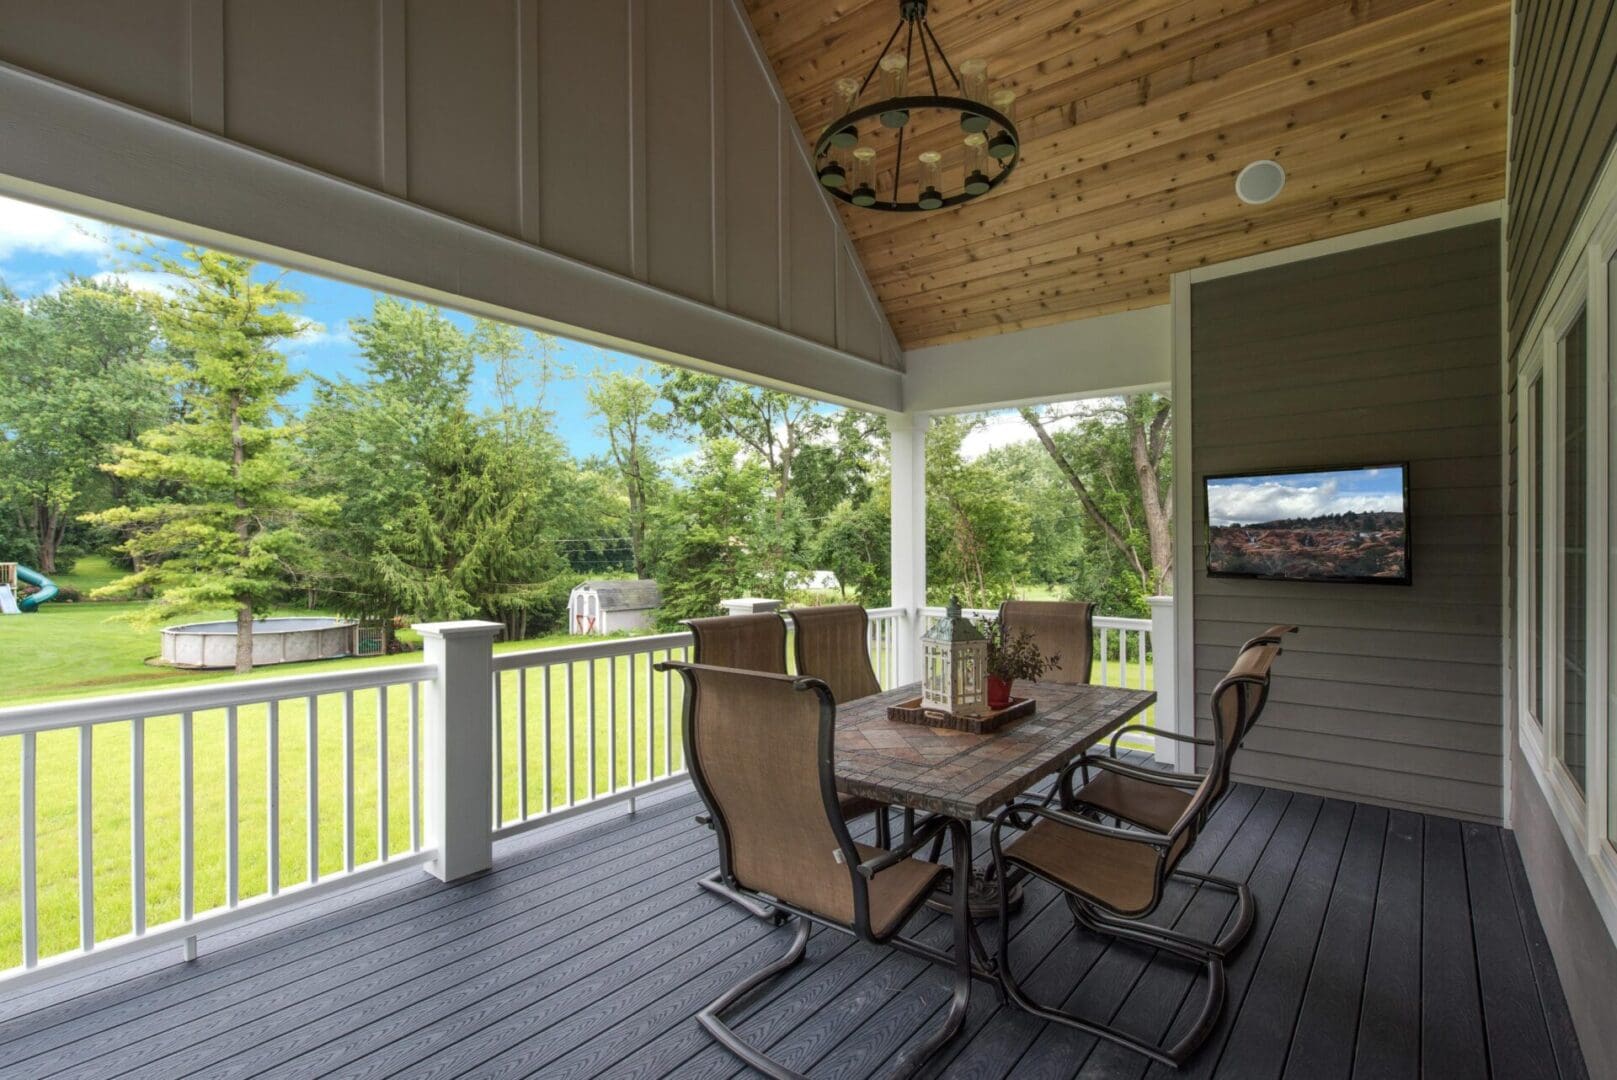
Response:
[660,660,975,1080]
[786,603,884,703]
[1049,625,1298,961]
[683,613,891,918]
[997,599,1096,685]
[987,685,1241,1068]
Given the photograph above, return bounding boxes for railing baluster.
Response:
[565,661,576,807]
[226,705,239,908]
[179,711,194,947]
[542,665,553,815]
[628,654,638,788]
[267,700,280,896]
[377,685,389,861]
[21,731,37,969]
[517,668,529,822]
[607,656,618,793]
[78,724,94,952]
[587,659,597,799]
[491,672,504,828]
[305,695,318,883]
[342,689,355,873]
[662,651,672,776]
[408,683,421,853]
[1100,627,1109,685]
[131,718,145,936]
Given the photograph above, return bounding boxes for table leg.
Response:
[926,817,1024,920]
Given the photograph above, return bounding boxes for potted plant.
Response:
[979,617,1060,710]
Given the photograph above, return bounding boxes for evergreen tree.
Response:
[85,250,327,672]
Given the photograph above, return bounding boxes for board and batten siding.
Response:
[0,0,901,391]
[1191,222,1504,822]
[1507,0,1617,355]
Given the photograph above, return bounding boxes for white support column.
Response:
[1146,595,1183,769]
[890,412,928,684]
[415,620,502,882]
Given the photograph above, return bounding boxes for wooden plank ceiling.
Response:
[745,0,1509,349]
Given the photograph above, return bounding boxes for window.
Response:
[1530,374,1546,728]
[1561,311,1590,795]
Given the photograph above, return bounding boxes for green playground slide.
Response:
[15,564,59,612]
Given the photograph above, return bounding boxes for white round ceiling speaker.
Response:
[1235,159,1286,205]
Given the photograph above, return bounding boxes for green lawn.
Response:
[0,601,1154,971]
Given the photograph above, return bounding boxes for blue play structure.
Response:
[0,562,59,613]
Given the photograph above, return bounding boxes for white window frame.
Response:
[1515,183,1617,942]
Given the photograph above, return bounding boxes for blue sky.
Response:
[1206,465,1405,526]
[0,193,666,459]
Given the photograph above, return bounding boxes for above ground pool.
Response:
[160,616,358,669]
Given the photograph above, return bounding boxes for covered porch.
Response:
[0,0,1612,1077]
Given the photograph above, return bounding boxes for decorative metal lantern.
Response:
[921,596,989,717]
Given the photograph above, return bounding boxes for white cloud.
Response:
[958,410,1077,461]
[289,319,352,351]
[1207,478,1402,526]
[86,269,185,299]
[0,195,114,261]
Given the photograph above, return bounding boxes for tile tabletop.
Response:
[834,681,1157,821]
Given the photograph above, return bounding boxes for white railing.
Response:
[0,601,1160,988]
[0,663,437,989]
[485,606,907,838]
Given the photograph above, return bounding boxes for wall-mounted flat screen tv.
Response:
[1205,463,1411,585]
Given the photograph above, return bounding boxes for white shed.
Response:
[568,579,662,635]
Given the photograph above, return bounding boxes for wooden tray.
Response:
[886,695,1035,735]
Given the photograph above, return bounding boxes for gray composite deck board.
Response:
[0,759,1586,1080]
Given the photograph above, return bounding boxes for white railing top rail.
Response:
[489,607,909,673]
[491,630,694,672]
[0,661,437,736]
[918,603,1154,632]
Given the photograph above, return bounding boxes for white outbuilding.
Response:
[567,579,662,635]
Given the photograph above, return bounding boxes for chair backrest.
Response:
[684,613,788,673]
[789,605,882,702]
[666,661,868,928]
[1201,629,1295,805]
[997,600,1095,685]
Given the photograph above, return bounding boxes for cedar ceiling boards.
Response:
[746,0,1510,349]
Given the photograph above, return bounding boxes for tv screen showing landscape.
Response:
[1205,464,1410,584]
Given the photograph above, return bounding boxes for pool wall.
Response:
[160,618,358,668]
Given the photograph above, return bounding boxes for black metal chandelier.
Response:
[814,0,1020,213]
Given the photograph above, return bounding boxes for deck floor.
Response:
[0,759,1588,1079]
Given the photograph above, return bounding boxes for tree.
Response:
[85,250,327,672]
[925,415,1030,607]
[813,477,892,604]
[660,370,826,578]
[1019,394,1173,597]
[0,278,166,572]
[586,366,664,578]
[646,439,774,625]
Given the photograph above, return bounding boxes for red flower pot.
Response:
[987,675,1013,710]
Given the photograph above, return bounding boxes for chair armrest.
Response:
[1080,754,1205,790]
[856,813,952,880]
[1108,724,1212,758]
[991,801,1175,851]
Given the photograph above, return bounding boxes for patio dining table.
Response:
[833,679,1158,917]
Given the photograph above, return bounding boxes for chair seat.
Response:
[853,844,948,936]
[1073,769,1192,834]
[1004,818,1182,917]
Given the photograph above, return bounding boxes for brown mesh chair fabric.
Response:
[789,605,882,703]
[685,614,788,674]
[687,612,880,823]
[681,664,943,936]
[998,600,1095,685]
[1072,627,1294,828]
[1004,815,1191,915]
